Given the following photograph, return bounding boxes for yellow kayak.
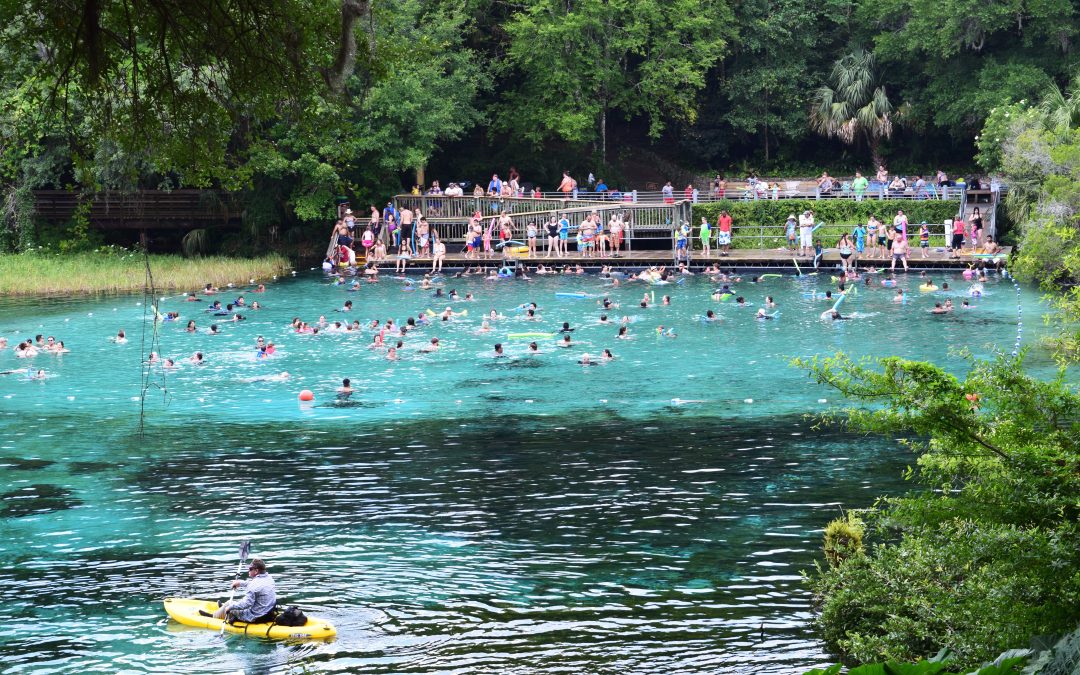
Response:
[163,597,337,640]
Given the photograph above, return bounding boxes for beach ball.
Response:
[298,390,314,402]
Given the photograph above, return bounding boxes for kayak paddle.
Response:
[219,540,251,636]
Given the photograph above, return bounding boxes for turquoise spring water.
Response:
[0,267,1053,673]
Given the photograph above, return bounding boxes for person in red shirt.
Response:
[950,215,965,258]
[717,211,733,256]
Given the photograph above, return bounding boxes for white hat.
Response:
[345,209,352,214]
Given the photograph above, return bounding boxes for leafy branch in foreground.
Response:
[793,352,1080,667]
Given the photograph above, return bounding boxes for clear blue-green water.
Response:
[0,268,1052,673]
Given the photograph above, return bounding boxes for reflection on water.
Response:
[0,414,909,673]
[0,270,1047,673]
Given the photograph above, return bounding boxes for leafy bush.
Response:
[693,199,959,249]
[796,353,1080,668]
[823,513,864,568]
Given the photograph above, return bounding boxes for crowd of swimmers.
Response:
[3,254,1002,394]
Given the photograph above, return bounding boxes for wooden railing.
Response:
[32,190,242,229]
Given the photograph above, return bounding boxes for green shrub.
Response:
[823,513,864,568]
[693,199,959,249]
[798,353,1080,668]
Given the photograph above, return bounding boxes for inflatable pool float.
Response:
[508,332,555,340]
[163,598,336,640]
[555,292,590,299]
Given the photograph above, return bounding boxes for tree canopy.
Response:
[1,0,1078,252]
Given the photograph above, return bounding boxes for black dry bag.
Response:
[276,605,307,627]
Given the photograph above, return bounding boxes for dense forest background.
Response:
[0,0,1077,251]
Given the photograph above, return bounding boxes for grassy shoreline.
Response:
[0,251,293,296]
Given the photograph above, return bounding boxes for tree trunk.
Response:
[322,0,368,95]
[600,105,607,166]
[868,134,882,170]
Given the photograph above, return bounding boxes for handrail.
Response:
[395,184,964,207]
[326,199,958,266]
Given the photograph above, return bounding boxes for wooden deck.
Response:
[361,246,1010,272]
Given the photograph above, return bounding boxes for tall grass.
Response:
[0,250,293,296]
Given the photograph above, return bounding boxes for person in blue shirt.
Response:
[558,214,570,255]
[675,222,689,261]
[595,179,608,196]
[487,174,502,195]
[382,200,395,233]
[852,222,867,264]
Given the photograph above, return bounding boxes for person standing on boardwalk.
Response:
[799,210,815,257]
[545,216,559,257]
[891,234,910,271]
[557,171,575,195]
[717,210,733,256]
[399,207,414,256]
[852,171,868,201]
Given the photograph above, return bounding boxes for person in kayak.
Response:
[212,558,277,623]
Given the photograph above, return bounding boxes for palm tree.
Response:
[810,50,898,167]
[1039,72,1080,133]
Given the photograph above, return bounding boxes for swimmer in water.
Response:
[601,349,614,361]
[704,310,717,321]
[114,329,127,344]
[765,296,776,308]
[477,320,492,333]
[528,342,540,353]
[421,337,440,353]
[386,347,399,360]
[821,310,849,321]
[893,288,905,302]
[578,353,596,365]
[755,308,773,320]
[735,296,747,307]
[493,343,506,357]
[186,320,196,333]
[558,334,572,348]
[337,378,353,399]
[930,302,949,314]
[189,351,205,364]
[558,322,574,333]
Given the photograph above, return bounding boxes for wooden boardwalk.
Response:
[363,246,1010,272]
